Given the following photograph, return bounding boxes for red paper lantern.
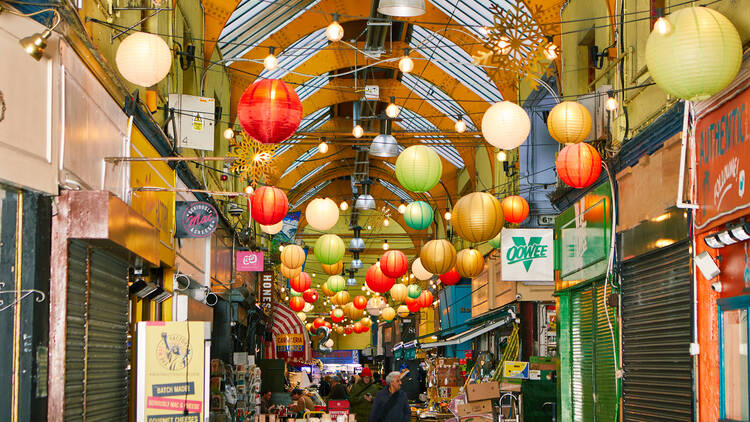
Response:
[380,250,409,278]
[352,295,368,310]
[345,326,354,335]
[324,321,332,329]
[366,263,396,293]
[361,325,370,333]
[313,317,326,329]
[237,79,302,144]
[439,267,461,286]
[250,186,288,225]
[290,272,311,293]
[417,290,433,308]
[556,143,602,188]
[289,297,305,312]
[331,308,344,323]
[405,296,417,307]
[407,300,421,313]
[353,321,364,333]
[501,196,529,224]
[303,289,318,303]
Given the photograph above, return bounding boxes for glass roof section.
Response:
[296,73,330,101]
[259,29,328,80]
[394,108,465,168]
[291,180,331,209]
[291,162,331,190]
[273,107,331,158]
[426,0,522,37]
[400,73,478,131]
[281,146,319,178]
[219,0,321,61]
[408,26,502,103]
[378,179,414,203]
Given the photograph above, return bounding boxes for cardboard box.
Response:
[466,381,500,402]
[457,400,493,417]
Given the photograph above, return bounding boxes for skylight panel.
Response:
[296,73,330,101]
[400,74,477,131]
[427,0,520,37]
[290,163,330,190]
[379,179,414,203]
[260,29,328,80]
[291,180,331,209]
[281,146,319,178]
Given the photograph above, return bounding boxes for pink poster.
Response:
[236,251,264,272]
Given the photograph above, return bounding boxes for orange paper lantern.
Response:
[420,239,457,275]
[289,296,305,312]
[353,321,364,333]
[280,244,305,269]
[352,295,368,310]
[331,308,344,323]
[439,267,461,286]
[322,261,343,276]
[556,143,602,189]
[366,263,396,293]
[303,289,318,303]
[290,272,311,293]
[380,250,409,278]
[417,290,433,308]
[313,317,326,329]
[238,79,302,144]
[501,196,529,224]
[250,186,288,225]
[407,300,421,313]
[455,248,485,278]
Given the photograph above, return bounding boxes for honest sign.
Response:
[501,229,554,282]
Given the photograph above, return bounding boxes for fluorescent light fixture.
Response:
[704,234,724,249]
[730,223,750,241]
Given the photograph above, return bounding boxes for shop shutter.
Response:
[594,282,618,421]
[621,241,693,421]
[571,286,595,421]
[63,241,129,421]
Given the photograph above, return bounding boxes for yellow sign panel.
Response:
[130,127,176,266]
[137,321,208,422]
[503,361,529,379]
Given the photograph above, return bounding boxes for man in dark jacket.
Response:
[328,375,349,400]
[368,371,410,422]
[349,368,382,422]
[319,375,332,398]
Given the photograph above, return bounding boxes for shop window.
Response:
[719,299,750,421]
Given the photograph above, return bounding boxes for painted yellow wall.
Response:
[333,331,371,350]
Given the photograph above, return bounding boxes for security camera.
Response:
[515,294,522,300]
[227,202,244,217]
[711,281,724,292]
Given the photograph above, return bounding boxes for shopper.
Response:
[368,372,410,422]
[349,368,382,422]
[289,388,315,414]
[319,375,332,398]
[328,375,349,400]
[260,389,275,413]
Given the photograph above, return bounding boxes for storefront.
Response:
[692,57,750,421]
[555,181,618,422]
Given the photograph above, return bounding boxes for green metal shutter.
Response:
[621,241,693,421]
[571,286,595,421]
[595,281,618,422]
[64,240,87,420]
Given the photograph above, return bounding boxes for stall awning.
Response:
[421,313,512,349]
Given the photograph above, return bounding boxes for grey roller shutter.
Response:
[64,240,87,420]
[622,240,693,421]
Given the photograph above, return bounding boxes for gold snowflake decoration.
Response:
[473,0,555,90]
[228,133,278,186]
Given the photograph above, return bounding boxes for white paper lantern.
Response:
[115,32,172,87]
[366,297,387,316]
[412,258,433,281]
[481,101,530,150]
[306,198,339,231]
[260,220,284,234]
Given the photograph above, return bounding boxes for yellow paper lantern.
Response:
[547,101,592,144]
[344,302,364,320]
[420,239,457,275]
[456,248,485,278]
[305,198,340,231]
[360,317,373,328]
[281,264,302,279]
[332,290,351,306]
[115,32,172,87]
[390,283,408,303]
[322,261,343,276]
[381,306,396,321]
[411,258,433,281]
[335,326,345,335]
[452,192,504,243]
[281,244,305,269]
[397,305,410,318]
[321,282,336,297]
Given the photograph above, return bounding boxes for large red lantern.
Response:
[417,290,433,308]
[303,289,318,303]
[380,250,409,278]
[250,186,288,225]
[366,263,396,293]
[353,321,364,333]
[313,317,326,329]
[289,296,305,312]
[407,300,421,313]
[345,326,354,335]
[405,296,417,308]
[331,308,344,323]
[439,267,461,286]
[290,272,311,293]
[501,196,529,224]
[237,79,303,144]
[352,295,368,310]
[556,143,602,188]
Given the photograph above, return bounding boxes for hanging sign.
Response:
[501,229,554,282]
[276,333,305,359]
[236,251,264,272]
[259,271,274,316]
[175,201,218,238]
[694,85,750,231]
[136,321,210,422]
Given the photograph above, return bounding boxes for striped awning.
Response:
[264,302,312,366]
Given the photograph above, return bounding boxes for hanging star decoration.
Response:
[473,0,557,90]
[228,132,278,186]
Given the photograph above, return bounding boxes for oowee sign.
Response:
[501,229,554,282]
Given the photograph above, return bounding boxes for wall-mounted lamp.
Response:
[704,223,750,249]
[1,5,62,61]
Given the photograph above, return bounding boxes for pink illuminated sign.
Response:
[236,251,264,272]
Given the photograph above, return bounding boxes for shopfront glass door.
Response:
[719,297,750,421]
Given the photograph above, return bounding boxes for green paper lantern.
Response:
[489,231,502,249]
[314,234,345,265]
[327,275,346,293]
[645,6,742,102]
[395,145,442,193]
[404,201,434,230]
[407,284,422,299]
[290,289,302,297]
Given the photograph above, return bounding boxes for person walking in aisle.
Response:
[349,368,382,422]
[368,372,410,422]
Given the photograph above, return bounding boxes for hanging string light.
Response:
[454,116,467,133]
[385,97,401,119]
[543,36,558,60]
[605,91,618,111]
[382,240,389,251]
[263,47,278,71]
[244,185,254,195]
[653,8,673,36]
[496,150,508,162]
[398,48,414,74]
[444,208,452,221]
[318,140,329,153]
[340,201,349,211]
[352,124,364,138]
[326,14,344,42]
[223,127,235,140]
[383,218,390,227]
[398,202,407,214]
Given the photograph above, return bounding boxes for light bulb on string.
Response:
[382,240,389,251]
[264,47,278,71]
[340,201,349,211]
[279,245,284,252]
[383,218,390,227]
[444,209,452,221]
[318,140,329,153]
[454,118,467,133]
[398,48,414,74]
[497,35,512,55]
[496,150,508,162]
[543,37,558,60]
[244,185,254,195]
[605,91,619,111]
[385,97,401,118]
[398,202,407,214]
[353,124,364,138]
[223,127,235,140]
[326,14,344,42]
[653,8,673,35]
